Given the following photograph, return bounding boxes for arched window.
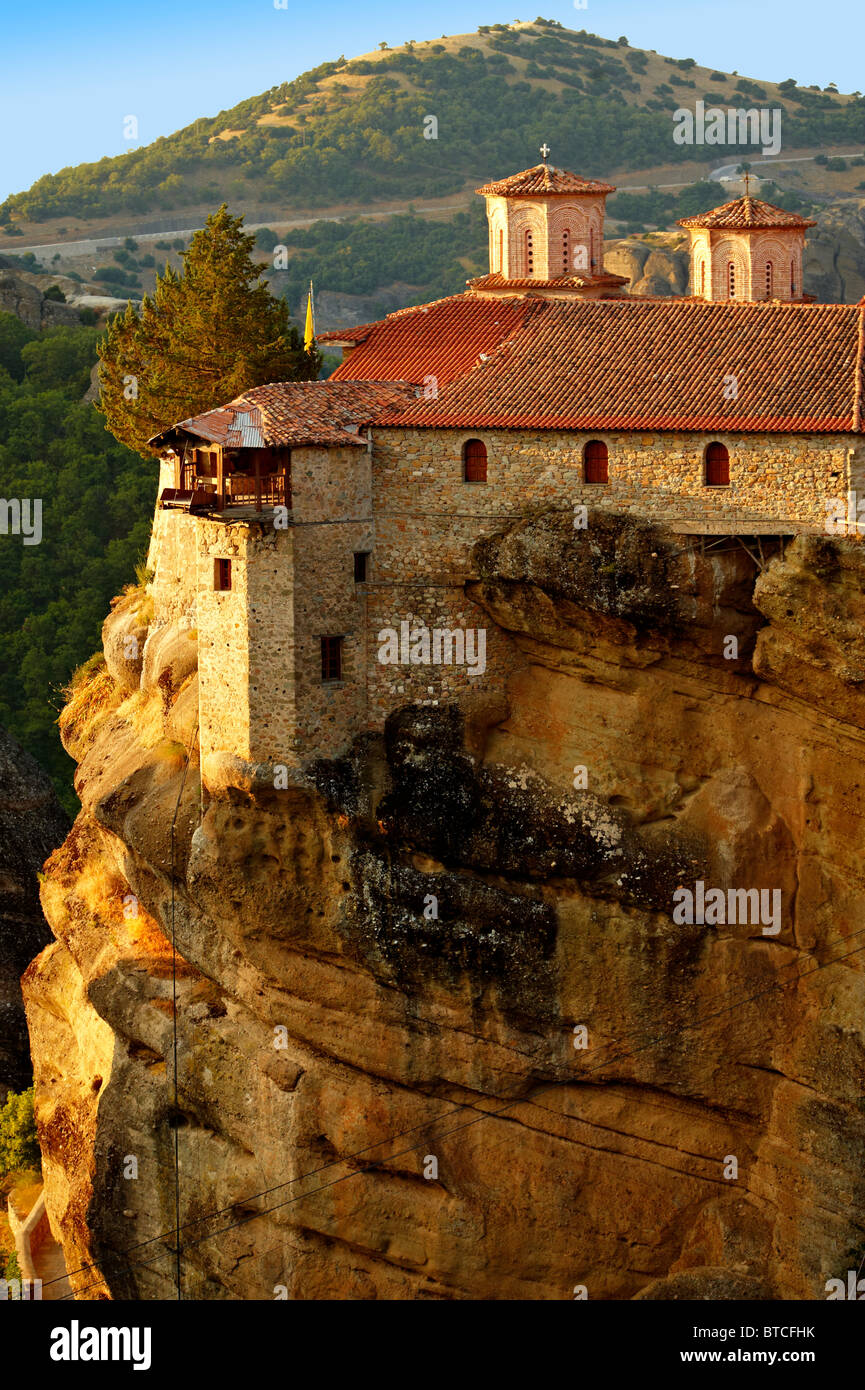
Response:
[699,260,706,297]
[705,441,730,486]
[562,228,570,276]
[790,259,796,296]
[583,439,609,484]
[765,260,774,299]
[524,230,534,276]
[463,438,487,483]
[727,262,736,300]
[498,228,504,274]
[589,228,595,270]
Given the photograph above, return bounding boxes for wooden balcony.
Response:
[160,466,290,516]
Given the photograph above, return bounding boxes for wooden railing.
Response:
[224,472,290,508]
[164,474,291,512]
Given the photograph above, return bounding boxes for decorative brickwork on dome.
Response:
[678,195,816,231]
[475,163,617,197]
[678,195,816,302]
[471,158,620,292]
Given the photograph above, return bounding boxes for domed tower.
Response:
[469,147,628,300]
[678,191,816,302]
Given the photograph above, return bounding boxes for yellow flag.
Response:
[304,283,315,352]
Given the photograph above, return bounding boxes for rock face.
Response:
[604,235,691,297]
[22,514,865,1301]
[802,199,865,305]
[0,269,81,329]
[0,726,68,1097]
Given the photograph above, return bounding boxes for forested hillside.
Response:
[2,19,861,227]
[0,316,154,811]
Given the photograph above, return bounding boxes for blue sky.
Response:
[1,0,862,202]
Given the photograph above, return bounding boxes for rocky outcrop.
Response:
[0,726,68,1096]
[0,269,80,329]
[802,199,865,305]
[604,235,690,297]
[22,513,865,1300]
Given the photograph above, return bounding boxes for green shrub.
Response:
[0,1088,40,1177]
[3,1250,23,1295]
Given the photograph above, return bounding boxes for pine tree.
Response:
[97,206,320,456]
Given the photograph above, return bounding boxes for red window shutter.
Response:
[214,558,232,591]
[584,439,608,484]
[705,442,730,486]
[321,636,342,681]
[463,439,487,483]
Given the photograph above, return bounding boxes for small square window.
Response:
[321,636,343,682]
[214,558,232,591]
[354,551,370,583]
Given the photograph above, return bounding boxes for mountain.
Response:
[2,20,863,234]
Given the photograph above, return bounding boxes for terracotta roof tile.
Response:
[475,163,616,197]
[149,379,417,450]
[468,271,628,291]
[370,297,865,435]
[320,295,541,386]
[678,195,816,230]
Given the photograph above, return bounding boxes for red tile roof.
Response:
[468,270,628,292]
[475,163,616,197]
[320,295,541,386]
[149,380,417,450]
[678,195,816,231]
[369,297,865,435]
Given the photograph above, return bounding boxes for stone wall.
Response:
[364,585,522,726]
[196,520,252,762]
[287,444,372,763]
[147,461,198,624]
[371,427,857,580]
[146,425,862,774]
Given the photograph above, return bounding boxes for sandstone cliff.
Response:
[0,725,68,1097]
[23,516,865,1300]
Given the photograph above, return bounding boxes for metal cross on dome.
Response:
[540,142,550,163]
